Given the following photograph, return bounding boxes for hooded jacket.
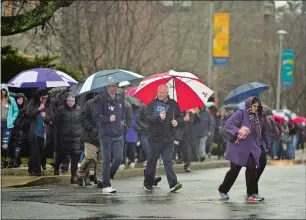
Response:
[26,89,53,143]
[1,84,19,128]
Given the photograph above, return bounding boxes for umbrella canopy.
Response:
[272,115,285,124]
[125,96,141,107]
[224,82,269,105]
[125,87,137,96]
[272,109,297,121]
[75,69,143,96]
[292,117,306,124]
[133,70,214,112]
[206,102,215,108]
[7,68,78,88]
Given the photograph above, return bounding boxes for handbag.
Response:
[219,110,244,143]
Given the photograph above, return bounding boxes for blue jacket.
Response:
[125,111,138,143]
[1,84,19,129]
[96,91,125,138]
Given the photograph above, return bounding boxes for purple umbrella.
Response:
[7,68,78,88]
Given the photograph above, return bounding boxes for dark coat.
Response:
[136,104,149,136]
[80,98,99,146]
[53,104,82,154]
[26,91,53,144]
[146,98,183,143]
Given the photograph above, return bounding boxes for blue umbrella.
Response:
[224,82,269,105]
[75,69,143,96]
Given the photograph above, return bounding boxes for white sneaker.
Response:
[119,164,125,171]
[170,183,182,192]
[103,187,117,193]
[142,160,147,167]
[78,163,81,168]
[130,162,136,168]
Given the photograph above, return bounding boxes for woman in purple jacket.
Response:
[218,96,268,202]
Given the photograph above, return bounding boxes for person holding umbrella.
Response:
[143,84,183,192]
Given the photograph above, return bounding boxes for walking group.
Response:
[1,74,305,201]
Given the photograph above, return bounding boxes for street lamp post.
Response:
[207,1,214,87]
[276,30,287,110]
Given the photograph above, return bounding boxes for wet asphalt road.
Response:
[2,165,305,219]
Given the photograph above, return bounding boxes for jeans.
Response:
[100,136,123,188]
[126,142,136,163]
[144,142,178,188]
[270,140,277,159]
[286,140,294,159]
[197,136,207,159]
[219,154,257,195]
[1,120,12,147]
[140,134,149,158]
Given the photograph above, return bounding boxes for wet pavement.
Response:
[2,165,305,219]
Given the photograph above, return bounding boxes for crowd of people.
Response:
[1,82,305,198]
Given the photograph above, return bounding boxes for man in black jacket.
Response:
[143,84,183,192]
[77,96,102,187]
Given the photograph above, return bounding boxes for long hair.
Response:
[1,89,11,105]
[252,97,263,116]
[31,88,50,106]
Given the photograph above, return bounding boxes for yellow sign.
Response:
[213,13,230,58]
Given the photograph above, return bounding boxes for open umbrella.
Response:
[7,68,78,88]
[133,70,214,111]
[75,69,143,96]
[125,87,137,96]
[292,117,306,124]
[224,82,269,105]
[272,109,297,121]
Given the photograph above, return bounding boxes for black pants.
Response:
[144,142,178,188]
[217,139,227,157]
[126,142,136,163]
[254,145,267,194]
[54,149,78,177]
[219,154,257,196]
[173,143,182,161]
[180,138,192,166]
[28,136,45,174]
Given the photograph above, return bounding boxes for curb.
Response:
[2,161,230,188]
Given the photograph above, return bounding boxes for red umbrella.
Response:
[133,70,214,111]
[125,87,137,96]
[292,117,306,124]
[272,115,285,124]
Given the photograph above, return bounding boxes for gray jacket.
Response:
[194,109,212,138]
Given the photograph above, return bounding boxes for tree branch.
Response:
[1,0,74,36]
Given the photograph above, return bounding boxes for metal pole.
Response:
[276,36,283,109]
[207,2,214,87]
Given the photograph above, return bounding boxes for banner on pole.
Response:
[213,13,229,66]
[281,49,294,88]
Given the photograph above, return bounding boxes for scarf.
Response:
[247,108,261,136]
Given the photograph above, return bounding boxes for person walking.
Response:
[53,93,82,184]
[143,84,183,192]
[26,89,53,176]
[1,84,19,168]
[215,108,228,159]
[97,84,125,193]
[218,96,265,202]
[77,96,102,187]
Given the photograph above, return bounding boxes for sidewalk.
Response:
[2,152,305,188]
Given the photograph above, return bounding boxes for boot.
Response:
[70,176,78,184]
[13,148,21,168]
[84,171,92,186]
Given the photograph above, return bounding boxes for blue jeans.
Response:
[293,134,299,151]
[270,140,277,159]
[1,120,12,146]
[286,141,294,159]
[100,136,123,188]
[144,142,178,188]
[140,134,149,158]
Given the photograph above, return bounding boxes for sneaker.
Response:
[248,194,264,202]
[142,161,147,167]
[219,191,229,200]
[119,164,126,171]
[143,183,153,192]
[77,177,84,186]
[200,157,206,162]
[97,182,103,188]
[102,187,117,193]
[153,176,162,187]
[184,165,191,172]
[84,179,92,186]
[170,183,182,192]
[130,162,136,169]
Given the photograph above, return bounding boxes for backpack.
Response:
[219,110,244,143]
